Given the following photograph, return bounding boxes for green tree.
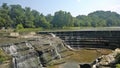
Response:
[0,3,13,28]
[76,15,91,27]
[9,4,25,28]
[46,14,53,23]
[52,10,73,28]
[24,7,35,28]
[1,3,120,29]
[73,18,81,27]
[88,11,120,27]
[38,14,51,29]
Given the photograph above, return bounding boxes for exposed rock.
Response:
[29,32,36,35]
[115,48,120,54]
[0,34,68,68]
[92,48,120,68]
[9,32,19,37]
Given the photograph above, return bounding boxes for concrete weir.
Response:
[38,29,120,49]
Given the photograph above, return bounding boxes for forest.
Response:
[0,3,120,29]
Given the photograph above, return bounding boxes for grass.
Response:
[116,64,120,68]
[0,49,11,63]
[15,28,43,33]
[37,27,120,32]
[0,27,119,34]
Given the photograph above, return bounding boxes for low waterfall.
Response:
[49,41,62,59]
[9,45,17,55]
[54,46,62,59]
[12,57,17,68]
[49,33,56,37]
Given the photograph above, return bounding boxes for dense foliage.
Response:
[0,3,120,29]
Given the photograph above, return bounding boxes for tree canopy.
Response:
[0,3,120,29]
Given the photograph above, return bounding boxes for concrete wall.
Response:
[39,30,120,49]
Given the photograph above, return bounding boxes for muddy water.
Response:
[59,62,79,68]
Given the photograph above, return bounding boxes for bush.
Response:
[0,56,5,63]
[116,64,120,68]
[16,24,24,30]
